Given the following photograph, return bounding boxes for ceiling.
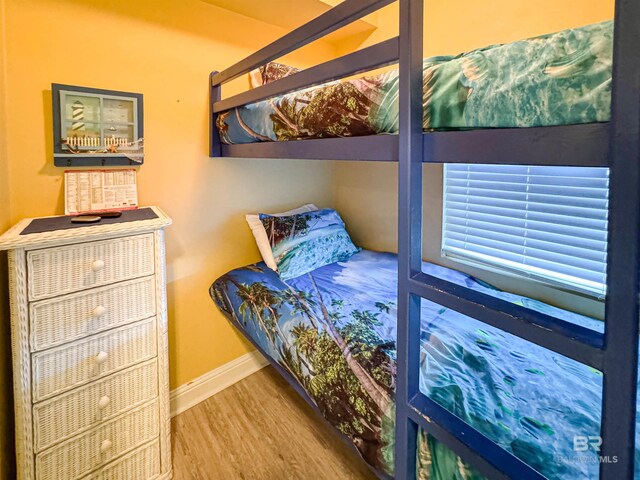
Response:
[199,0,378,47]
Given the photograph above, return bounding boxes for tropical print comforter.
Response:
[210,250,640,479]
[216,21,613,144]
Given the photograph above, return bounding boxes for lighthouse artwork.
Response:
[52,83,144,166]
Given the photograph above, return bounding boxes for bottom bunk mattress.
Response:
[210,250,639,479]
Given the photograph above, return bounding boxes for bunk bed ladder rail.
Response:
[396,0,640,478]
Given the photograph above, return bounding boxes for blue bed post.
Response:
[395,0,424,478]
[600,0,640,478]
[210,71,222,157]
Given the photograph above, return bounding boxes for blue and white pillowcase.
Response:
[246,203,318,271]
[259,208,360,280]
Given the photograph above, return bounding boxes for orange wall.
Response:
[0,0,338,399]
[333,0,614,319]
[338,0,614,55]
[0,0,14,476]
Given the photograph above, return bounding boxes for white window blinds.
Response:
[442,164,610,297]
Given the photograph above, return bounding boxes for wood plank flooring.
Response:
[171,366,378,480]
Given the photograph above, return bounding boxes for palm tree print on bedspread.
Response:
[270,81,380,141]
[211,266,396,473]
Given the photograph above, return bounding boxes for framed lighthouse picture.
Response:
[52,83,144,167]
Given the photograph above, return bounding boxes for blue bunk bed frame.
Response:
[209,1,640,478]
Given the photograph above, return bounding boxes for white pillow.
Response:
[246,204,319,271]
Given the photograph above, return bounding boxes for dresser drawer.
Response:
[30,277,157,352]
[33,359,159,453]
[27,234,155,301]
[83,440,160,480]
[35,399,160,480]
[32,318,157,402]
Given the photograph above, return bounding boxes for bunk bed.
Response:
[208,1,640,479]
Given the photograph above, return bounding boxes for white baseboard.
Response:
[170,350,269,417]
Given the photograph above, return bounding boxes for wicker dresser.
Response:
[0,207,173,480]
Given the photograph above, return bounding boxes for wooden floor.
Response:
[171,366,378,480]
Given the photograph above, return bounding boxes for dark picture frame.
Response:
[52,83,144,167]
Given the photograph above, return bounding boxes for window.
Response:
[442,164,609,297]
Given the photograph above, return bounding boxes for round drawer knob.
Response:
[92,305,107,318]
[100,439,112,453]
[95,351,109,365]
[98,395,110,409]
[91,260,105,272]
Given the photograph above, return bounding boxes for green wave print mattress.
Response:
[216,21,613,144]
[210,250,640,479]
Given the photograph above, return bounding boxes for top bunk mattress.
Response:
[216,20,613,144]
